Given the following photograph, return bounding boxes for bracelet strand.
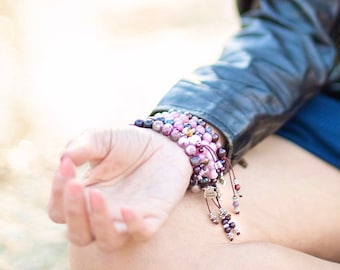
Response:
[134,110,242,241]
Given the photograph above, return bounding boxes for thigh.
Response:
[69,135,340,269]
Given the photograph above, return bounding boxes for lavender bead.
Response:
[162,123,173,136]
[203,132,212,142]
[178,136,189,148]
[152,120,164,132]
[185,145,197,156]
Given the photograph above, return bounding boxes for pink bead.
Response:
[180,114,189,122]
[201,140,209,146]
[152,120,164,132]
[199,153,208,163]
[216,142,221,149]
[209,170,218,179]
[209,142,217,152]
[170,111,180,118]
[188,134,201,145]
[170,129,181,141]
[200,167,209,177]
[162,123,173,136]
[233,201,240,208]
[191,116,198,122]
[196,125,205,134]
[185,145,197,156]
[174,121,184,131]
[188,119,197,128]
[178,137,189,148]
[203,132,212,142]
[207,160,215,170]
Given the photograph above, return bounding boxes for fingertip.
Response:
[121,208,135,223]
[59,156,76,178]
[89,189,105,211]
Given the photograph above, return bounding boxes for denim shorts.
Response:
[276,92,340,169]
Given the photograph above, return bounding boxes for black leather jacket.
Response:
[153,0,340,164]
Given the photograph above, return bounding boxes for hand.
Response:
[48,126,192,251]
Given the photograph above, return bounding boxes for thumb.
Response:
[61,129,113,167]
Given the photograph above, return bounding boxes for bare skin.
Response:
[48,128,340,269]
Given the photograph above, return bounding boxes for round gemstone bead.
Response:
[203,132,212,142]
[185,145,197,156]
[224,227,232,233]
[164,118,175,125]
[235,184,241,191]
[196,125,205,134]
[178,136,189,148]
[162,123,173,136]
[217,148,227,158]
[193,166,201,174]
[152,120,164,132]
[143,119,153,128]
[188,134,201,145]
[190,156,201,166]
[229,222,236,228]
[170,129,181,141]
[212,133,219,142]
[191,185,201,193]
[209,169,218,179]
[180,114,189,122]
[188,119,197,128]
[233,200,240,208]
[134,119,144,127]
[173,121,184,131]
[197,119,206,127]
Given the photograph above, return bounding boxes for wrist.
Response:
[133,110,243,241]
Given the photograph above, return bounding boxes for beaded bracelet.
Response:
[134,110,242,241]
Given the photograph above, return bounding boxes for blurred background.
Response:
[0,1,239,269]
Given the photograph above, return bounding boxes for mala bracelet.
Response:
[134,110,242,241]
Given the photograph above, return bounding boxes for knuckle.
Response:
[97,241,120,253]
[68,232,92,246]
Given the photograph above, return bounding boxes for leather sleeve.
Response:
[153,0,339,163]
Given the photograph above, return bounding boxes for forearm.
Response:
[153,0,339,163]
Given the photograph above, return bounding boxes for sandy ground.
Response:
[0,1,239,269]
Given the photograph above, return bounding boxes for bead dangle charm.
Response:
[134,110,243,241]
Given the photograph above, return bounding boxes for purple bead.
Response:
[190,156,201,166]
[217,148,227,158]
[162,123,173,136]
[188,134,201,145]
[152,120,164,132]
[209,170,218,179]
[178,137,189,148]
[212,133,219,142]
[193,166,201,174]
[185,145,197,156]
[170,129,181,141]
[224,227,232,233]
[233,201,240,208]
[222,219,229,225]
[188,119,197,128]
[180,114,189,122]
[203,132,212,142]
[197,119,206,127]
[173,121,184,131]
[229,222,236,228]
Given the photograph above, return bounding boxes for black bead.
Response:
[224,227,232,233]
